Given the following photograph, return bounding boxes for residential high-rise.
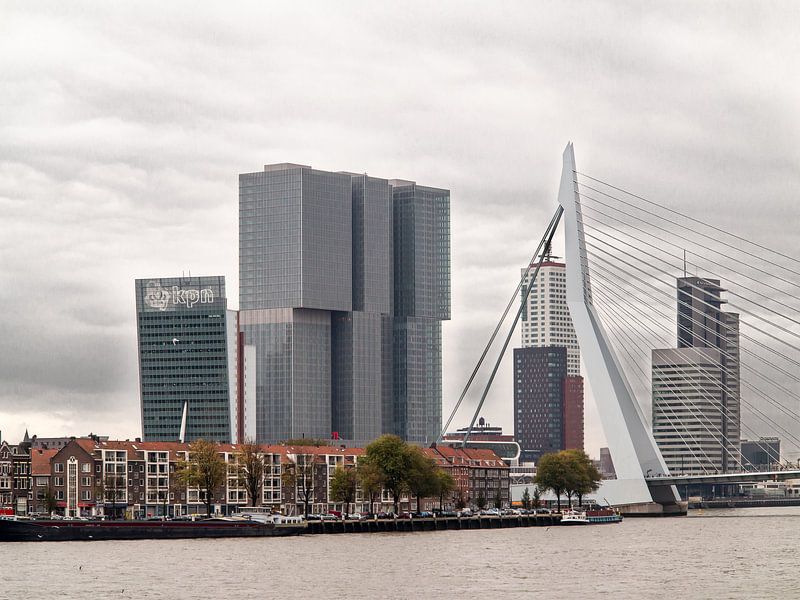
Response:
[135,276,256,443]
[513,346,584,463]
[239,164,449,445]
[514,256,584,461]
[520,258,580,376]
[652,276,741,473]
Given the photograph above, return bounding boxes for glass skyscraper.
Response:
[135,276,254,443]
[239,164,450,445]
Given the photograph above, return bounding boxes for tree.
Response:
[44,489,58,515]
[521,487,531,510]
[434,469,456,510]
[357,460,384,515]
[564,450,602,507]
[236,439,264,507]
[476,493,487,510]
[534,452,570,512]
[455,491,466,510]
[176,439,227,517]
[532,487,541,509]
[363,435,413,514]
[282,453,316,518]
[406,447,439,513]
[330,466,358,517]
[493,489,503,509]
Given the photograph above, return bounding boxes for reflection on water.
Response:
[6,507,798,599]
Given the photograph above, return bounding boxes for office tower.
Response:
[239,164,351,443]
[652,277,741,473]
[332,173,394,445]
[520,257,580,376]
[740,437,780,470]
[651,347,725,474]
[391,180,451,444]
[239,165,449,445]
[513,346,584,463]
[135,276,255,443]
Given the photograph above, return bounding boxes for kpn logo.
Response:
[144,280,216,311]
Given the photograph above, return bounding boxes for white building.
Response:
[520,259,580,376]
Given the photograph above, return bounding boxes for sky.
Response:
[1,1,799,457]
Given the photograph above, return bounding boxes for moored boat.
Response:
[559,509,589,525]
[0,515,306,542]
[585,505,623,524]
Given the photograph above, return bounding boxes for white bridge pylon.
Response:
[559,143,680,507]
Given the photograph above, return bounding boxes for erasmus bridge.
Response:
[442,143,800,514]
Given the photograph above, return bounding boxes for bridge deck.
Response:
[646,470,800,486]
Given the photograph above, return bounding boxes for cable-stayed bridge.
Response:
[443,143,800,514]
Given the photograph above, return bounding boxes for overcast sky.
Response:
[1,2,799,457]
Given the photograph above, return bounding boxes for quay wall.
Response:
[305,514,560,534]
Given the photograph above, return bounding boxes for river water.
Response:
[4,507,798,599]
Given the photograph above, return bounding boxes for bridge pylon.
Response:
[559,143,682,514]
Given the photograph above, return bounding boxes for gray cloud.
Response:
[1,1,799,456]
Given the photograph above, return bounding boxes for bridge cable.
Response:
[437,207,562,444]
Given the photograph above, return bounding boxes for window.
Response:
[54,476,64,486]
[81,463,91,473]
[54,463,64,473]
[81,490,92,501]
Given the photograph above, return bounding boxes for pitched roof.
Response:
[30,448,57,475]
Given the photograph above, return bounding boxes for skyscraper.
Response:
[652,276,741,473]
[135,276,256,443]
[520,258,580,376]
[514,257,584,461]
[391,180,451,444]
[513,346,583,463]
[239,164,450,445]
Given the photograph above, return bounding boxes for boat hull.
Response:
[0,519,305,542]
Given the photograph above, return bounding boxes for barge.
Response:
[0,516,306,542]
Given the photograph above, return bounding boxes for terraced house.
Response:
[0,434,510,517]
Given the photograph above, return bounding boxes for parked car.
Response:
[414,511,434,518]
[328,510,342,518]
[376,512,394,519]
[458,509,474,517]
[320,513,338,521]
[480,508,501,516]
[305,514,322,521]
[397,512,413,519]
[434,510,458,518]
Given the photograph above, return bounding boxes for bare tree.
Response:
[236,439,264,507]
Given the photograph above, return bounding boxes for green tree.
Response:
[357,460,384,515]
[406,447,439,513]
[330,465,358,518]
[493,489,503,509]
[434,469,456,510]
[363,435,413,514]
[176,439,227,517]
[534,452,570,512]
[532,487,541,509]
[521,487,531,510]
[236,439,264,507]
[564,450,602,507]
[476,493,487,510]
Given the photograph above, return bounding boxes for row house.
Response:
[0,437,33,515]
[10,436,510,518]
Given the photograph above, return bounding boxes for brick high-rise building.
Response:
[513,346,584,463]
[514,255,584,462]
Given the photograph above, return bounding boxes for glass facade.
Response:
[239,165,352,312]
[135,276,232,443]
[391,182,450,443]
[239,165,450,445]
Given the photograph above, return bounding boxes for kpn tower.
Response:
[239,163,450,445]
[135,276,256,444]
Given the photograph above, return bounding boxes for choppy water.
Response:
[5,507,799,599]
